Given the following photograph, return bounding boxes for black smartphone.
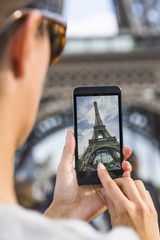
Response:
[73,86,123,185]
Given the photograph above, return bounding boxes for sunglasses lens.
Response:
[48,22,66,64]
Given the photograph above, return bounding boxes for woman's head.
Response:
[0,0,66,148]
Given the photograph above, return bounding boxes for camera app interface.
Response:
[76,95,121,171]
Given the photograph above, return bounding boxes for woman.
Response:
[0,0,159,240]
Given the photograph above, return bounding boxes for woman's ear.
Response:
[11,10,42,78]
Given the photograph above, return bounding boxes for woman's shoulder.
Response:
[0,204,97,240]
[0,204,139,240]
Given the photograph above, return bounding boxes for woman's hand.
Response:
[44,129,132,222]
[97,163,160,240]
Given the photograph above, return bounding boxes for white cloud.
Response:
[81,128,93,137]
[78,128,93,156]
[85,107,95,125]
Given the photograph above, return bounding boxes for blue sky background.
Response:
[63,0,118,37]
[77,95,119,156]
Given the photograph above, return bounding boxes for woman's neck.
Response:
[0,131,18,204]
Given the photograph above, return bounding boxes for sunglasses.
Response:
[0,8,67,65]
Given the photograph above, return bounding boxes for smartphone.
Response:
[73,86,123,185]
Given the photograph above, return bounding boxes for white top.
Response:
[0,205,140,240]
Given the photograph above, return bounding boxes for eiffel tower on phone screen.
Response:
[79,101,121,171]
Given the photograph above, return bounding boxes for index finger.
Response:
[97,163,127,205]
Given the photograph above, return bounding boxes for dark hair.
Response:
[0,14,46,61]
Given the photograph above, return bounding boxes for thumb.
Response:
[60,129,75,167]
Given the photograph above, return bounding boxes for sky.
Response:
[63,0,118,37]
[77,95,119,156]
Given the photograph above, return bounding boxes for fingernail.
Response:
[98,163,106,169]
[127,162,131,167]
[65,129,68,142]
[123,161,129,166]
[126,161,131,168]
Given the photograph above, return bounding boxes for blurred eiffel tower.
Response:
[14,0,160,174]
[79,101,120,171]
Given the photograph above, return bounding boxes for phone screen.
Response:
[73,86,123,184]
[76,95,121,171]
